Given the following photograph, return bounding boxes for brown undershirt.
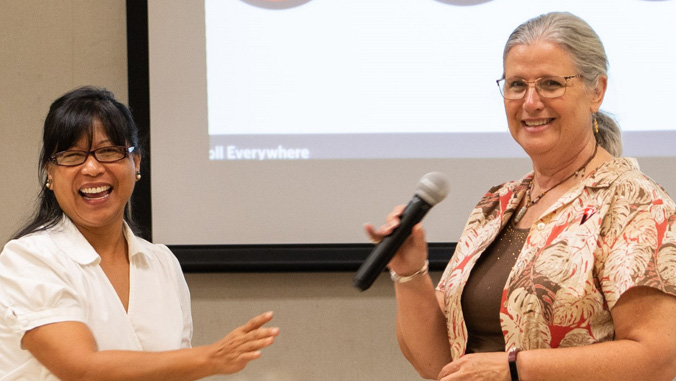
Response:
[460,219,529,353]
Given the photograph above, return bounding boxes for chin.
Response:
[519,139,558,157]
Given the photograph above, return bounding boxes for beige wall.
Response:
[188,272,437,381]
[0,0,128,243]
[0,2,423,380]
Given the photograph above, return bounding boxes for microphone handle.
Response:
[353,196,432,291]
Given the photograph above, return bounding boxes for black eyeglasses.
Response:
[496,74,582,100]
[50,146,136,167]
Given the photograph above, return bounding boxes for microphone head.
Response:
[416,172,450,206]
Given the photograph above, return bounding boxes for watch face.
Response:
[239,0,313,9]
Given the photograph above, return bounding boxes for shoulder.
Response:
[128,233,178,262]
[129,233,174,257]
[125,230,183,274]
[597,158,675,210]
[1,227,62,267]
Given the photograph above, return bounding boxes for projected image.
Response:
[150,0,676,247]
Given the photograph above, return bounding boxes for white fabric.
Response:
[0,216,193,380]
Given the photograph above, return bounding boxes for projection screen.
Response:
[146,0,676,268]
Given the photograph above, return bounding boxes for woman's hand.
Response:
[437,352,510,381]
[363,205,429,277]
[208,311,279,375]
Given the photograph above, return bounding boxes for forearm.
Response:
[25,313,277,381]
[60,346,216,381]
[517,340,676,381]
[394,274,450,379]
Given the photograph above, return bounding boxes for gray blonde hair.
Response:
[503,12,622,157]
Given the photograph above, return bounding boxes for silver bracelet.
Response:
[389,260,429,283]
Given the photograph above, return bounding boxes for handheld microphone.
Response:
[353,172,450,291]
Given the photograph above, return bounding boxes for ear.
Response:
[45,163,54,189]
[133,153,142,173]
[590,75,607,112]
[45,162,54,179]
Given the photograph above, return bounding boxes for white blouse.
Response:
[0,216,192,380]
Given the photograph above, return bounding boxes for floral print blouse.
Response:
[437,158,676,360]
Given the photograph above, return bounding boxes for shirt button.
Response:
[537,222,546,230]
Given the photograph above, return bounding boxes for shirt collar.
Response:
[512,157,639,192]
[500,157,638,217]
[50,215,148,265]
[582,157,639,189]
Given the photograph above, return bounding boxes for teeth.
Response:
[81,186,111,194]
[524,119,551,127]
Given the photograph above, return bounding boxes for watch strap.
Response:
[508,348,521,381]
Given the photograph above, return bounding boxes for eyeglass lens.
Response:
[498,76,570,100]
[53,146,132,166]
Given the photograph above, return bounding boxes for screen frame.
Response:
[126,0,454,272]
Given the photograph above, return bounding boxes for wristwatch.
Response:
[508,348,521,381]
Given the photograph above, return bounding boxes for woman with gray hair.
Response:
[366,12,676,380]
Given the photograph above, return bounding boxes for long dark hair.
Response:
[12,86,141,240]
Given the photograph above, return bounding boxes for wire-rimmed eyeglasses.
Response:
[496,74,582,100]
[49,146,136,167]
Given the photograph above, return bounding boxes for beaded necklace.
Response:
[514,143,598,224]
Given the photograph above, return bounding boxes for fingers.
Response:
[212,312,280,375]
[363,223,384,244]
[410,223,426,242]
[364,205,406,244]
[238,312,279,345]
[388,204,407,221]
[233,331,277,354]
[241,311,275,333]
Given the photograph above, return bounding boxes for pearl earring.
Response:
[136,171,141,181]
[45,178,52,189]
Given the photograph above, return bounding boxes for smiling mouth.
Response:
[523,118,554,127]
[79,185,112,199]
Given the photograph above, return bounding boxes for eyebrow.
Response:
[67,138,115,151]
[89,138,116,147]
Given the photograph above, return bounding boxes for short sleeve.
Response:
[143,242,193,349]
[163,245,193,349]
[596,178,676,310]
[0,239,87,336]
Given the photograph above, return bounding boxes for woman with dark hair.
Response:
[12,86,142,240]
[0,86,278,380]
[366,12,676,380]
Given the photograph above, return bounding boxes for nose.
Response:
[80,153,105,176]
[522,84,544,112]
